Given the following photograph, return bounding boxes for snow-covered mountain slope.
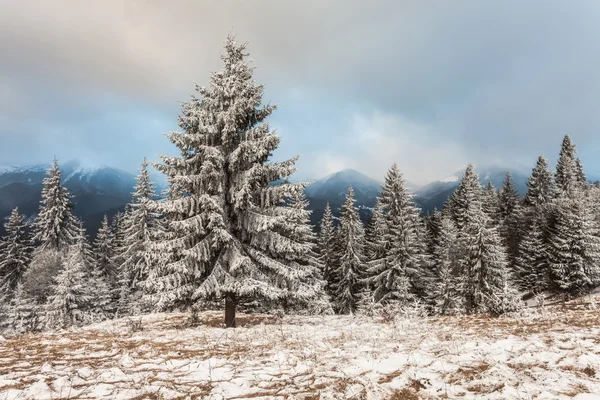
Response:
[2,297,600,399]
[305,169,382,202]
[414,164,529,214]
[304,169,382,226]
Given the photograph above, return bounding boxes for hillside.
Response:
[2,296,600,399]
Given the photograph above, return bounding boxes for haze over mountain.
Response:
[0,160,157,236]
[414,164,530,214]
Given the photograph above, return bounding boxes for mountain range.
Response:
[0,160,590,236]
[413,165,530,214]
[0,160,139,237]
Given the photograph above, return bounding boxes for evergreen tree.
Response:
[498,172,524,272]
[455,168,519,314]
[450,165,481,230]
[425,209,442,254]
[149,37,320,327]
[144,183,182,313]
[516,216,548,292]
[481,181,500,224]
[519,155,555,293]
[555,134,579,197]
[364,198,387,262]
[107,211,128,312]
[333,187,365,314]
[75,221,95,271]
[121,159,157,292]
[0,207,32,295]
[575,157,587,185]
[442,190,458,219]
[547,197,600,295]
[44,245,91,329]
[523,155,555,209]
[277,190,329,314]
[4,282,39,334]
[429,217,462,315]
[488,260,523,316]
[498,172,520,220]
[88,262,113,320]
[547,135,600,295]
[32,157,78,251]
[93,215,116,283]
[317,202,336,296]
[367,164,425,306]
[110,211,127,269]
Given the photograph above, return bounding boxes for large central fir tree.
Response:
[150,36,317,327]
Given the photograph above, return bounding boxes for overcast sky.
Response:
[2,0,600,185]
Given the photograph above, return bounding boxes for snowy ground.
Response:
[2,299,600,399]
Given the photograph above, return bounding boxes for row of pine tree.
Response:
[1,37,598,334]
[318,133,600,318]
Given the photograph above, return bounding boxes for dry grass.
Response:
[446,362,490,384]
[3,298,600,399]
[387,388,421,400]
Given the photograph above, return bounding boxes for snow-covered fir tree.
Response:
[487,258,523,316]
[3,282,39,334]
[555,135,580,197]
[317,202,336,296]
[364,198,387,262]
[144,181,182,313]
[75,221,95,271]
[425,208,442,257]
[547,135,600,295]
[518,155,555,293]
[93,214,116,283]
[0,207,32,295]
[498,172,521,220]
[333,187,365,314]
[454,168,519,314]
[276,190,330,314]
[115,159,158,316]
[88,262,114,321]
[121,159,157,291]
[148,36,321,326]
[449,165,481,230]
[481,181,500,224]
[523,155,555,209]
[32,157,78,251]
[429,216,462,315]
[575,157,587,185]
[516,216,548,292]
[498,172,524,272]
[548,196,600,295]
[110,211,127,269]
[44,244,92,329]
[366,164,426,307]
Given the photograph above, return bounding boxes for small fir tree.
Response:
[333,187,365,314]
[32,157,78,251]
[0,207,32,295]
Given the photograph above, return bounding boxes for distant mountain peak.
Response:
[321,168,376,180]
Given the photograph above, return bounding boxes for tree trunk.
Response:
[225,294,236,328]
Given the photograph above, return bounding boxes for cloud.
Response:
[2,0,600,181]
[309,111,467,184]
